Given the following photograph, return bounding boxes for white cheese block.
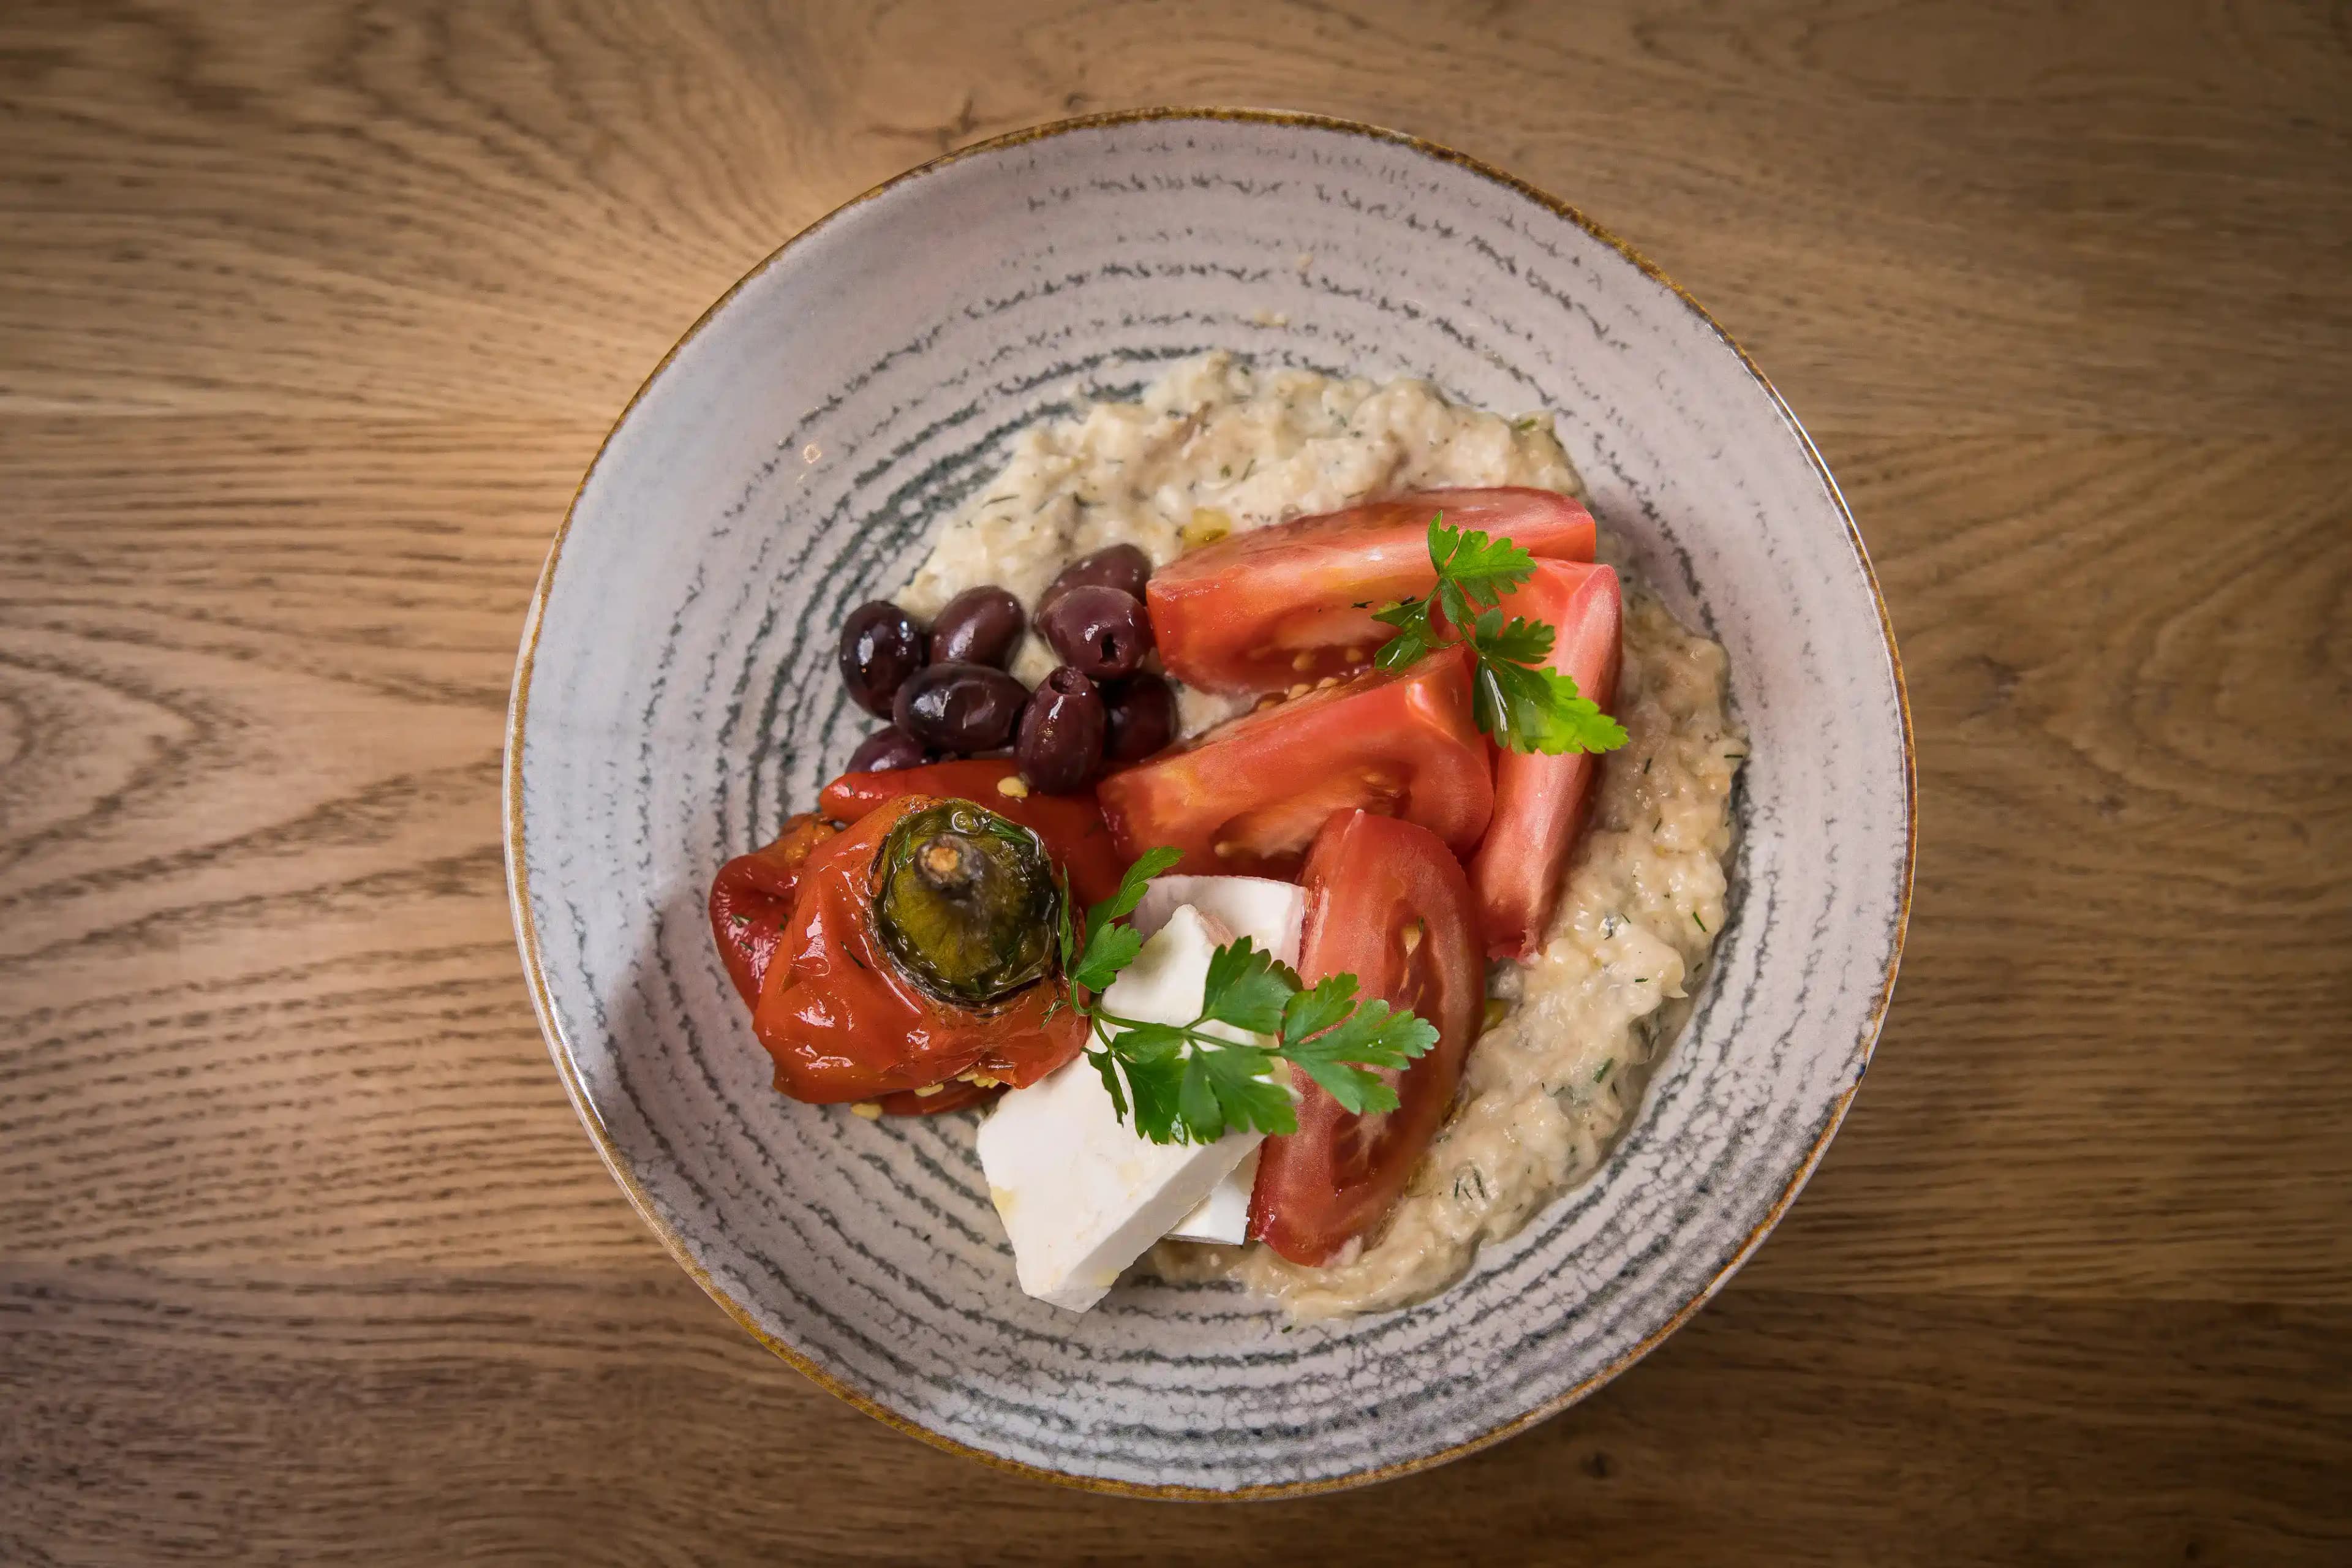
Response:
[1132,875,1306,964]
[1164,1146,1258,1244]
[1134,876,1305,1246]
[976,905,1264,1311]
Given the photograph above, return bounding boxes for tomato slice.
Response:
[1466,562,1624,957]
[1149,487,1596,693]
[707,813,839,1009]
[818,758,1127,907]
[1096,646,1493,878]
[752,796,1087,1103]
[1248,811,1484,1264]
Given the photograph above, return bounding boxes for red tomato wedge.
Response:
[1466,562,1624,957]
[1248,811,1485,1265]
[1096,646,1493,878]
[708,813,839,1009]
[818,757,1126,906]
[1149,487,1596,693]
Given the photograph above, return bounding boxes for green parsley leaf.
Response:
[1177,1054,1226,1144]
[1295,996,1439,1071]
[1067,919,1145,997]
[1194,1045,1297,1138]
[1436,575,1474,639]
[1373,624,1437,673]
[1474,657,1630,756]
[1278,972,1359,1044]
[1427,514,1460,569]
[1199,936,1299,1036]
[1084,846,1182,948]
[1106,1019,1190,1063]
[1124,1054,1186,1144]
[1085,1046,1128,1120]
[1428,519,1536,608]
[1472,612,1555,668]
[1370,600,1438,673]
[1065,846,1182,997]
[1295,1057,1394,1116]
[1280,990,1439,1115]
[1069,864,1447,1147]
[1366,513,1625,759]
[1299,1044,1408,1114]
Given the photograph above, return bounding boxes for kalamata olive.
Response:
[845,725,930,774]
[929,585,1025,669]
[875,801,1058,1006]
[1016,666,1107,793]
[1038,584,1153,679]
[1102,673,1178,762]
[839,601,927,718]
[1041,543,1152,608]
[892,662,1028,754]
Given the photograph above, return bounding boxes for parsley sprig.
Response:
[1371,514,1630,755]
[1052,851,1438,1146]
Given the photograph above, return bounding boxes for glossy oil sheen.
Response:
[505,110,1912,1497]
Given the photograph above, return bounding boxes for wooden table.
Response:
[5,2,2346,1561]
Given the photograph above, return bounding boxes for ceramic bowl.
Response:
[505,110,1912,1498]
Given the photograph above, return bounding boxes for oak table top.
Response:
[4,2,2346,1563]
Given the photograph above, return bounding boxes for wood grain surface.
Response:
[3,1,2347,1562]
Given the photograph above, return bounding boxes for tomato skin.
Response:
[1150,488,1597,694]
[1097,645,1492,879]
[818,758,1126,906]
[1248,812,1485,1265]
[707,813,840,1009]
[1464,562,1624,957]
[750,796,1087,1103]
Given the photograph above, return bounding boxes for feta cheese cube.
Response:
[1133,876,1305,1246]
[1164,1146,1258,1244]
[976,905,1264,1311]
[1131,875,1306,965]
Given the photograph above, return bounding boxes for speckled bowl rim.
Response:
[502,106,1917,1501]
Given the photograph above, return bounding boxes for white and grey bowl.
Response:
[504,109,1913,1498]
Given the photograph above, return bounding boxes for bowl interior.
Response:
[508,111,1909,1496]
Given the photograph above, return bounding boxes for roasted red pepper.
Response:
[749,794,1087,1104]
[873,1080,1003,1117]
[817,758,1128,906]
[707,812,840,1009]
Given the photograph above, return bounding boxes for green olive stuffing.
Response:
[873,800,1060,1006]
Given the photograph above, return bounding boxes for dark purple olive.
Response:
[1041,543,1152,609]
[929,585,1025,669]
[1103,673,1178,762]
[1017,666,1107,793]
[1038,584,1153,679]
[892,662,1028,755]
[845,725,931,774]
[839,600,927,718]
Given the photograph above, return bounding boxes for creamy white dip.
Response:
[900,353,1744,1319]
